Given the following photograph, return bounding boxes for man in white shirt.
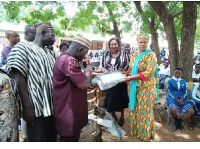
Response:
[158,60,170,89]
[192,64,200,82]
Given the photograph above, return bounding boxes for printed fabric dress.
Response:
[0,69,18,142]
[128,50,158,141]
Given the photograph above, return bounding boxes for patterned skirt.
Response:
[129,84,157,141]
[168,98,193,114]
[0,73,18,142]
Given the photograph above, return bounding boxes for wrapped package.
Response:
[91,71,126,90]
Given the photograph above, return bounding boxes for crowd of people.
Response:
[0,23,199,142]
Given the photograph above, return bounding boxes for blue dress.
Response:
[166,77,193,113]
[189,83,200,115]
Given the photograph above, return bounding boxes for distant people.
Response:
[1,30,20,64]
[192,64,200,82]
[60,43,69,53]
[158,60,170,89]
[130,47,136,54]
[0,69,18,142]
[7,23,57,142]
[166,68,194,131]
[91,52,100,67]
[124,44,131,55]
[160,48,166,62]
[0,55,5,66]
[195,55,200,65]
[24,25,36,42]
[89,51,93,59]
[101,37,130,127]
[53,34,93,142]
[189,82,200,130]
[151,48,155,52]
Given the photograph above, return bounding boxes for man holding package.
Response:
[53,34,93,142]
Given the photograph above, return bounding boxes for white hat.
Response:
[73,34,92,49]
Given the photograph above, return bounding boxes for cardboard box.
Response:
[87,97,97,111]
[79,120,102,142]
[87,88,96,99]
[96,97,105,108]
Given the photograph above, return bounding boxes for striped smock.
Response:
[7,40,56,117]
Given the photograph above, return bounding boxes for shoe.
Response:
[171,121,178,131]
[187,122,194,130]
[178,122,184,130]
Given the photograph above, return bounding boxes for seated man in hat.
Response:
[53,34,93,142]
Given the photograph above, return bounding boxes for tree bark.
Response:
[105,2,121,41]
[149,18,161,64]
[134,1,161,64]
[179,2,197,81]
[149,2,180,75]
[112,20,121,41]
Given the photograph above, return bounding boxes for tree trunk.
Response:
[134,1,161,64]
[179,2,197,81]
[113,20,121,41]
[105,2,121,41]
[149,2,180,76]
[149,18,161,64]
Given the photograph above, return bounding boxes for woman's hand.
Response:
[122,76,133,83]
[122,69,131,76]
[101,68,108,73]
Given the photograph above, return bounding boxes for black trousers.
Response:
[27,115,57,142]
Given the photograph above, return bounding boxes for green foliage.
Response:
[22,9,58,24]
[1,0,198,44]
[195,5,200,49]
[134,2,163,34]
[0,1,68,36]
[69,1,135,37]
[1,1,31,22]
[53,25,66,37]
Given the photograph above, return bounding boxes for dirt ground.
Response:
[19,94,200,142]
[119,94,200,142]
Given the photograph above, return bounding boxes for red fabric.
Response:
[53,53,88,136]
[139,72,146,81]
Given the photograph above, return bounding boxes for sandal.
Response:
[187,122,195,130]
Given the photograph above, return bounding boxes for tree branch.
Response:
[98,24,113,34]
[172,11,183,18]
